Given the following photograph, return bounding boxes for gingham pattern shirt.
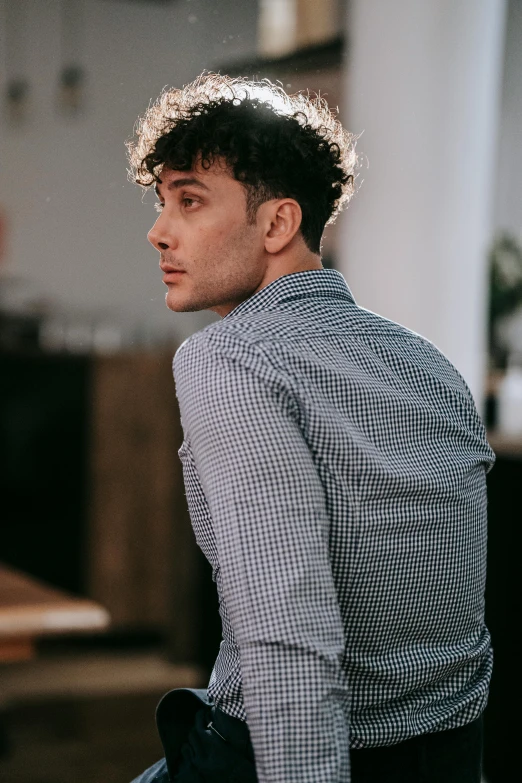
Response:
[173,268,495,783]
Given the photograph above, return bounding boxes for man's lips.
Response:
[162,269,186,283]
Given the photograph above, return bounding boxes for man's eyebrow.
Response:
[154,177,210,198]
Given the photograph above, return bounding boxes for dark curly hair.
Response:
[127,73,362,254]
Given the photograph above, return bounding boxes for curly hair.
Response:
[127,72,362,254]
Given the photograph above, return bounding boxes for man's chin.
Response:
[165,291,205,313]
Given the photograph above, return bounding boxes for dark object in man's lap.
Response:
[173,710,484,783]
[135,687,483,783]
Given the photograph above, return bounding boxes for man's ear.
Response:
[263,199,303,254]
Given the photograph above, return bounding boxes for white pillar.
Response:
[339,0,508,409]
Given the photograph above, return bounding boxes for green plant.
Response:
[488,231,522,368]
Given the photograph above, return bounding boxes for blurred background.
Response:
[0,1,520,781]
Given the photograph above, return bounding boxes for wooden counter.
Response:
[0,563,110,662]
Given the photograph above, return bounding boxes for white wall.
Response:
[0,0,258,344]
[494,0,522,236]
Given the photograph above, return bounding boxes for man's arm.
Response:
[174,335,350,783]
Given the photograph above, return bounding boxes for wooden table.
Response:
[0,563,110,663]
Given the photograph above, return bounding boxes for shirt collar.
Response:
[224,268,356,320]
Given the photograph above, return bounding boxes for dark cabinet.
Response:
[0,349,206,664]
[0,352,91,594]
[483,444,522,782]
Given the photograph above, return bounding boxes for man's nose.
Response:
[147,214,176,252]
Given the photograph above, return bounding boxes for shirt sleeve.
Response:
[174,335,351,783]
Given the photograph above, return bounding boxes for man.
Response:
[127,73,494,783]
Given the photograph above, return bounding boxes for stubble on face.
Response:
[166,216,263,314]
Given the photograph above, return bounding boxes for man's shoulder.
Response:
[350,306,476,399]
[173,317,269,381]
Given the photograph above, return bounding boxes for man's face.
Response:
[147,161,268,316]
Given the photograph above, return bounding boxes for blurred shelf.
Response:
[0,650,204,704]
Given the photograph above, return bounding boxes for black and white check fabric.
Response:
[173,268,495,783]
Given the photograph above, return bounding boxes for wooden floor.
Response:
[0,650,204,783]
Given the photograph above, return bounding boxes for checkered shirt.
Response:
[173,268,495,783]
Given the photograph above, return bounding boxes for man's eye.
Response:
[183,197,196,207]
[154,202,164,212]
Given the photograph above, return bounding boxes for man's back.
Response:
[174,268,494,778]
